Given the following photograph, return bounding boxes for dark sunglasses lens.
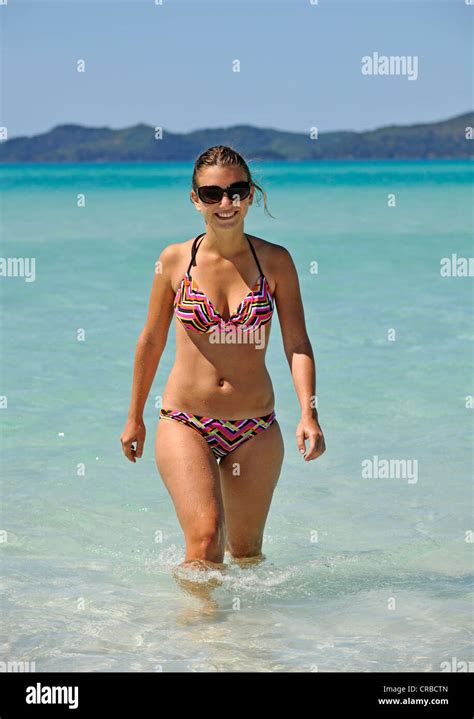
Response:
[229,183,250,200]
[198,186,222,203]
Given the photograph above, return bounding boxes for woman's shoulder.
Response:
[248,233,290,254]
[157,236,195,267]
[247,234,293,272]
[155,237,196,286]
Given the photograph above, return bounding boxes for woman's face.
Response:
[191,166,254,231]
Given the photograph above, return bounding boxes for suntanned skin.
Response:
[120,164,326,590]
[157,232,276,418]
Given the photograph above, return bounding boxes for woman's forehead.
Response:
[197,166,248,184]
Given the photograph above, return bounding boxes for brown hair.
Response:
[190,145,275,218]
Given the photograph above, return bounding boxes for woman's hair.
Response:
[190,145,275,218]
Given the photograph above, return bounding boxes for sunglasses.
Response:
[196,181,251,205]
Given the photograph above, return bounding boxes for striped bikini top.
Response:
[173,233,274,334]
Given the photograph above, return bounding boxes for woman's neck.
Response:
[201,227,248,260]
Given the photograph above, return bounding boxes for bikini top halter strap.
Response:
[246,235,264,276]
[186,233,264,277]
[186,233,206,275]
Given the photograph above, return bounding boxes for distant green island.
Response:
[0,112,472,162]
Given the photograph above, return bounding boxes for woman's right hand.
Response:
[120,417,146,463]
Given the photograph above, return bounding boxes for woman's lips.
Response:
[215,211,238,219]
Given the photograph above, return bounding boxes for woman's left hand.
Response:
[296,416,326,462]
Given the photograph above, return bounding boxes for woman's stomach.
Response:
[161,336,275,419]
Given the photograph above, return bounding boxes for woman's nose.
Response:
[220,191,237,208]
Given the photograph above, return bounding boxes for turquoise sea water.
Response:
[0,160,472,672]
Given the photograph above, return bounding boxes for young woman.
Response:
[120,146,326,578]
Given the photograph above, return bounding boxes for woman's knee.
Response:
[186,520,225,556]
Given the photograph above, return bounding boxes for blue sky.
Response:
[1,0,472,139]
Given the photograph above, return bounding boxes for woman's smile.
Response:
[215,210,239,220]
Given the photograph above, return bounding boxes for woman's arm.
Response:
[273,245,326,462]
[120,245,176,462]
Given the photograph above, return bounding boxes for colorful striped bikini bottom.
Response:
[159,408,277,460]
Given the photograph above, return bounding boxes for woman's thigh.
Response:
[218,419,284,557]
[155,417,224,541]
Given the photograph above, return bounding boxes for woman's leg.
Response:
[218,419,284,563]
[155,416,226,567]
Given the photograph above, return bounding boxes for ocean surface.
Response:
[0,160,472,672]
